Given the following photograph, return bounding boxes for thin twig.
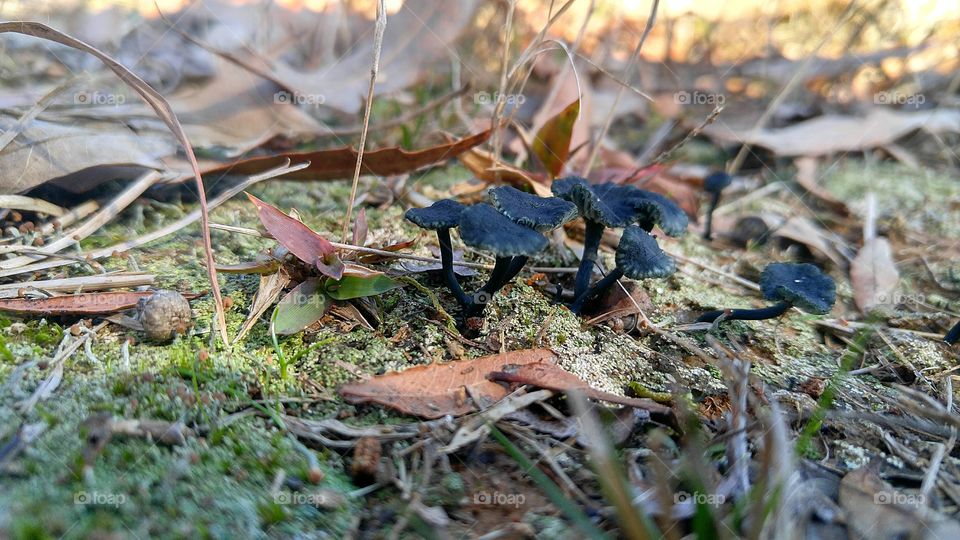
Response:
[342,0,387,243]
[582,0,659,175]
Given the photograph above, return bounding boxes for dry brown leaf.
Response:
[773,216,849,268]
[705,108,960,157]
[235,269,291,343]
[197,130,490,181]
[850,238,899,313]
[456,146,552,197]
[270,0,479,113]
[488,362,672,416]
[0,290,199,316]
[338,349,557,418]
[793,156,849,215]
[839,465,960,540]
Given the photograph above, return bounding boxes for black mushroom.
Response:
[945,321,960,345]
[697,262,836,324]
[552,175,687,311]
[702,171,732,241]
[570,226,676,313]
[404,199,470,308]
[458,203,548,318]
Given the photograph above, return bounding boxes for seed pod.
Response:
[137,290,193,342]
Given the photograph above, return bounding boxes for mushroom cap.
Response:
[760,262,836,314]
[632,191,689,237]
[551,176,645,228]
[404,199,465,230]
[704,171,732,193]
[459,204,548,257]
[488,185,578,232]
[615,226,676,279]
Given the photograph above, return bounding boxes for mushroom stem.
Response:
[946,321,960,345]
[570,267,624,314]
[703,191,722,241]
[497,256,529,291]
[437,228,471,309]
[696,301,791,323]
[574,220,605,300]
[466,256,512,317]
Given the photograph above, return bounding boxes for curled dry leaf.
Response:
[850,237,899,314]
[338,349,558,418]
[198,129,490,182]
[793,156,849,215]
[0,290,200,316]
[487,362,672,417]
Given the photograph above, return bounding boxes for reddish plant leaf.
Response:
[352,208,368,247]
[245,193,344,279]
[532,98,580,179]
[201,129,490,181]
[488,362,672,416]
[338,349,557,418]
[0,291,200,316]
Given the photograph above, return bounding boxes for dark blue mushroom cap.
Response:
[760,262,836,314]
[551,176,646,228]
[704,171,732,193]
[459,204,548,257]
[489,185,577,232]
[615,226,676,279]
[405,199,465,230]
[553,175,688,235]
[632,191,689,237]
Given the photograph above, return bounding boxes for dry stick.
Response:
[342,0,387,243]
[581,0,659,176]
[0,161,309,278]
[0,273,155,299]
[0,170,163,270]
[0,195,66,217]
[726,1,859,175]
[207,222,580,274]
[37,200,100,236]
[0,22,228,345]
[489,0,518,171]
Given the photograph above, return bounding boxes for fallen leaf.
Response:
[198,129,490,182]
[840,465,960,540]
[236,269,292,342]
[704,108,960,157]
[793,157,849,215]
[269,0,480,114]
[772,216,849,268]
[338,349,557,418]
[0,291,197,316]
[456,145,552,197]
[487,362,672,416]
[352,208,368,248]
[850,238,899,313]
[532,98,580,178]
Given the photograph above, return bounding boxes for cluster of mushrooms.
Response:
[408,172,958,344]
